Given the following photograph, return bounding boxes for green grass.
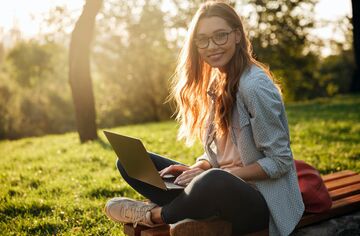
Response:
[1,94,359,235]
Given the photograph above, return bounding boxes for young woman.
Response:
[104,1,304,235]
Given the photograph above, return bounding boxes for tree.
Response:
[351,0,360,92]
[69,0,102,143]
[247,0,319,101]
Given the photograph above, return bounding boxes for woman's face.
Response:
[195,16,239,70]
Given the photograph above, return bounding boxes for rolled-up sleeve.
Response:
[241,74,293,179]
[196,152,211,164]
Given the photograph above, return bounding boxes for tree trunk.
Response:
[351,0,360,92]
[69,0,102,142]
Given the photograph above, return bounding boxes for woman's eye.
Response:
[214,32,227,40]
[198,38,208,43]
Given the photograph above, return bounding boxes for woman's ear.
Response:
[235,29,241,44]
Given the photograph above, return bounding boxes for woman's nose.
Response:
[208,38,218,49]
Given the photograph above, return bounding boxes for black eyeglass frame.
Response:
[194,28,237,49]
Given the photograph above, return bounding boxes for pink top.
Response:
[214,132,243,171]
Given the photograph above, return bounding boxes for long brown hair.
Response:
[170,1,275,146]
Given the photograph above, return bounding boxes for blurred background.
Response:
[0,0,356,140]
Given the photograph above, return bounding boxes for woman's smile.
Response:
[207,52,224,61]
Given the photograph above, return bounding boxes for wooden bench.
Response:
[123,170,360,236]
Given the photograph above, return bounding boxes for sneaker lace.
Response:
[120,203,152,227]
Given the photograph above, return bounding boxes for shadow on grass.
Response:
[25,221,64,235]
[95,138,112,150]
[86,187,135,199]
[0,202,52,219]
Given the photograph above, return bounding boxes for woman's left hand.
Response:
[174,167,205,186]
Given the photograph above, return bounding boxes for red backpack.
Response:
[294,160,332,213]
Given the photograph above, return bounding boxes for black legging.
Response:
[116,152,269,235]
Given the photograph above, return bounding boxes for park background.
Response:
[0,0,359,235]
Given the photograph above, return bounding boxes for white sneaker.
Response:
[104,197,161,228]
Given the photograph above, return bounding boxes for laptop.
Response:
[103,130,184,190]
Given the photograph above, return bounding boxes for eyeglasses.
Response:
[194,29,236,49]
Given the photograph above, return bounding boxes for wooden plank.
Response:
[325,175,360,191]
[141,225,170,236]
[329,182,360,200]
[296,194,360,228]
[124,224,150,236]
[322,170,357,182]
[332,193,360,208]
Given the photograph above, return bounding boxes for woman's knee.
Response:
[190,168,230,191]
[199,168,229,181]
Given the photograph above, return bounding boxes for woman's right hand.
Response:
[159,164,191,177]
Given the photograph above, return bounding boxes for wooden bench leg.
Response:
[141,225,170,236]
[124,224,150,236]
[124,224,170,236]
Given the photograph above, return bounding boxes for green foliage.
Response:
[94,1,175,128]
[0,41,75,139]
[6,41,54,87]
[318,49,355,96]
[0,95,359,235]
[246,0,354,101]
[248,0,322,101]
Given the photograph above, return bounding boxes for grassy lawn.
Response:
[0,94,359,235]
